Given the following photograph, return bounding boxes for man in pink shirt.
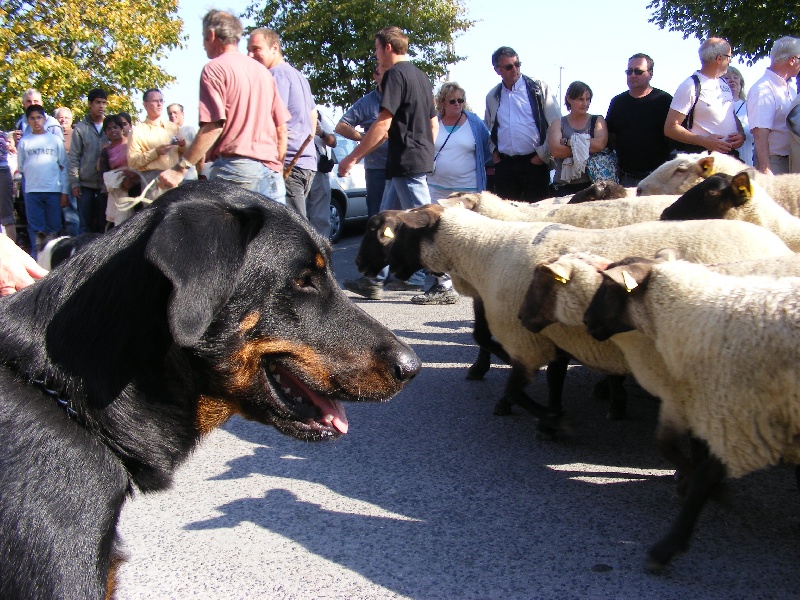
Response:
[159,10,290,203]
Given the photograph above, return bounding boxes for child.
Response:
[16,105,69,256]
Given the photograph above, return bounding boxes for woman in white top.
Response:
[723,66,753,165]
[427,82,491,203]
[413,82,491,305]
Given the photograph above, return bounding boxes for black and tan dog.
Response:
[0,181,420,599]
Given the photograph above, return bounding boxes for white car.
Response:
[328,135,368,242]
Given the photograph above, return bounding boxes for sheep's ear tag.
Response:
[383,226,395,239]
[456,201,464,209]
[550,264,570,284]
[699,156,716,176]
[622,270,638,292]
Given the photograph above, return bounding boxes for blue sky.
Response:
[155,0,771,126]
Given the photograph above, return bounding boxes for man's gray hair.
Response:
[770,36,800,64]
[22,88,41,102]
[53,107,73,118]
[202,10,243,46]
[698,38,730,63]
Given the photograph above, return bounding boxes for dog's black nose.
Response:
[393,348,421,382]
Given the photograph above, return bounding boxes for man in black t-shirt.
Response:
[606,53,673,187]
[339,26,450,302]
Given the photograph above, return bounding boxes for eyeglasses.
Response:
[720,54,732,60]
[625,68,649,76]
[448,98,466,105]
[499,61,521,71]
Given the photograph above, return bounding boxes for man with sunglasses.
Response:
[484,46,561,202]
[747,36,800,175]
[664,38,744,156]
[606,53,673,187]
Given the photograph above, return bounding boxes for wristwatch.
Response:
[176,157,193,170]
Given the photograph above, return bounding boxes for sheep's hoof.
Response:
[591,377,611,401]
[493,397,514,416]
[536,413,572,440]
[466,363,488,380]
[646,538,684,575]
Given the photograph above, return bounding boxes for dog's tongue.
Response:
[312,397,349,434]
[274,366,349,434]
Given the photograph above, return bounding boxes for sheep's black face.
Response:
[660,174,735,221]
[583,278,633,341]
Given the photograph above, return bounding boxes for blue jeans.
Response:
[63,192,79,236]
[77,187,107,234]
[379,173,432,211]
[365,168,387,218]
[25,192,62,256]
[375,174,430,284]
[210,157,286,204]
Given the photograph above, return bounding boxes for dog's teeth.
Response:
[273,374,281,383]
[269,363,276,373]
[322,414,334,423]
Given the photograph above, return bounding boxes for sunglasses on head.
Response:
[448,98,465,105]
[625,68,648,76]
[499,61,521,71]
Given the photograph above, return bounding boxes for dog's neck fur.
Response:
[0,219,202,493]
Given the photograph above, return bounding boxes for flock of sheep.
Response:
[354,152,800,572]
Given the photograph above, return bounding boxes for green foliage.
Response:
[243,0,474,108]
[648,0,800,64]
[0,0,185,130]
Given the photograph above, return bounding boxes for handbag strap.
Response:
[434,112,464,162]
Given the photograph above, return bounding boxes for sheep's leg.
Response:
[467,299,509,380]
[655,426,696,483]
[493,363,529,416]
[606,375,628,420]
[647,454,726,573]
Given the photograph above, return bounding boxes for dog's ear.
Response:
[145,204,263,347]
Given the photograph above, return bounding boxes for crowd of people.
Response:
[2,13,800,301]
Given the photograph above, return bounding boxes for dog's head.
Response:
[39,182,419,444]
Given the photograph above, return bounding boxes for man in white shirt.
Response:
[747,36,800,174]
[484,46,561,202]
[167,103,199,180]
[664,37,744,156]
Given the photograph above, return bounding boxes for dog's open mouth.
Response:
[265,360,349,435]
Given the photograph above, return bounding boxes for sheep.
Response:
[567,181,629,204]
[440,190,674,229]
[583,258,800,570]
[660,171,800,251]
[637,152,800,215]
[354,205,793,435]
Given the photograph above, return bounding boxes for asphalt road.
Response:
[116,230,800,600]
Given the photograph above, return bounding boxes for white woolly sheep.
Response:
[441,190,673,229]
[637,152,800,215]
[354,205,793,434]
[661,171,800,251]
[583,257,800,571]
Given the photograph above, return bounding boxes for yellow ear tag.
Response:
[550,264,570,284]
[383,227,395,239]
[622,270,638,292]
[456,201,464,209]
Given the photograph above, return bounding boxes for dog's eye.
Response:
[294,270,317,291]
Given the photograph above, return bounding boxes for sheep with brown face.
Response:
[583,256,800,572]
[661,171,800,251]
[356,204,793,433]
[638,152,800,215]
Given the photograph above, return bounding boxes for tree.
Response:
[0,0,184,129]
[243,0,474,108]
[648,0,800,64]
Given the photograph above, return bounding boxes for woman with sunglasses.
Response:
[427,82,491,202]
[547,81,608,196]
[412,82,491,305]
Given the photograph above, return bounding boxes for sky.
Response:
[155,0,772,127]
